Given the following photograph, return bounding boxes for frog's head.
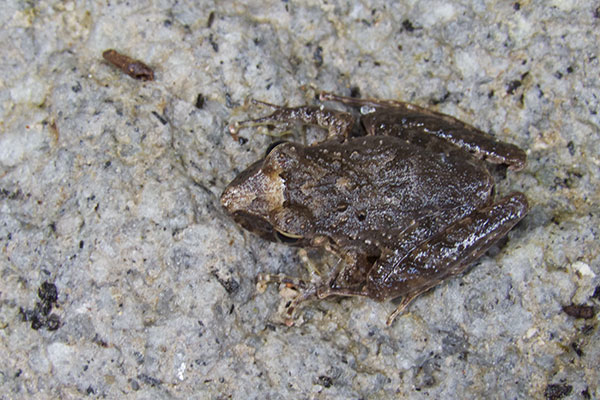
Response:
[221,142,313,245]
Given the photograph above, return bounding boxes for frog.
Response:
[221,92,529,325]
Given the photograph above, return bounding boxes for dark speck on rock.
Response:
[544,383,572,400]
[506,80,522,95]
[402,19,415,32]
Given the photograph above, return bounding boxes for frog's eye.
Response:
[265,140,288,157]
[275,229,303,244]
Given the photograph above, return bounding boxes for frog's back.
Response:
[283,135,493,243]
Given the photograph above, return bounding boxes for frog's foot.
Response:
[256,273,308,293]
[281,285,319,325]
[257,273,317,325]
[230,99,355,141]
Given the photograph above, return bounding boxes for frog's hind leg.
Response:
[320,92,527,171]
[382,192,529,326]
[230,99,355,141]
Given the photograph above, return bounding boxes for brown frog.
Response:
[221,92,528,325]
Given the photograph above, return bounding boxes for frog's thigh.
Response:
[384,192,528,325]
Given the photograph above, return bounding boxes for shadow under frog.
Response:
[221,92,528,326]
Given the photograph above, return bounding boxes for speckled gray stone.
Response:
[0,1,598,399]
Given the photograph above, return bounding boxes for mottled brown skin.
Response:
[102,49,154,81]
[221,92,528,325]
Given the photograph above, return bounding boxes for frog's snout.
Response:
[220,184,242,213]
[221,164,285,218]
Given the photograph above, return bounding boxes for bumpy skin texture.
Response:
[221,93,528,325]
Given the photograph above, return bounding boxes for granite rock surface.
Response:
[0,1,598,398]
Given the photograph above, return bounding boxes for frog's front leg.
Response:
[256,249,333,324]
[369,192,529,326]
[230,99,355,142]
